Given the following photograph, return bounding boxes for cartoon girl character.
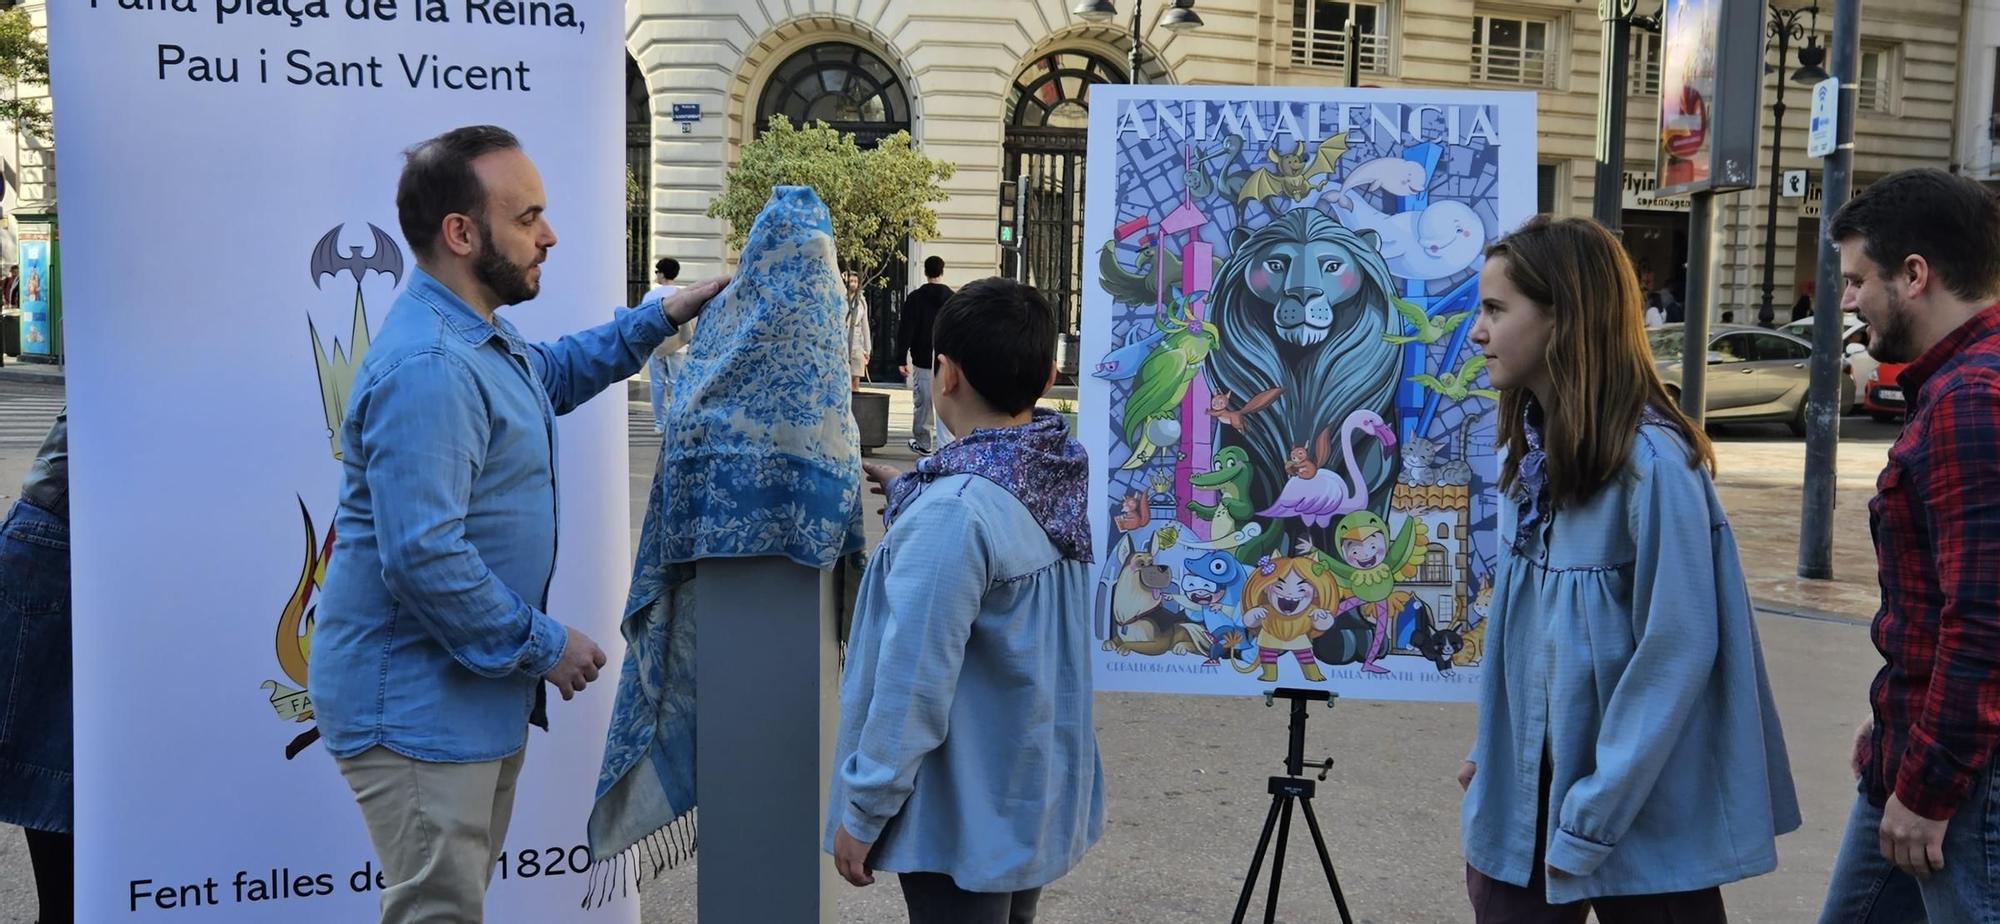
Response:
[1302,510,1426,675]
[1238,556,1340,683]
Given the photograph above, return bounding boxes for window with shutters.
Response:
[1472,13,1554,86]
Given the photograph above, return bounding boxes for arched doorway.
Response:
[1004,50,1124,374]
[756,40,913,381]
[626,54,651,306]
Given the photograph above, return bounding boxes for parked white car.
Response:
[1780,314,1871,414]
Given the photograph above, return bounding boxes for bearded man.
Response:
[310,125,727,923]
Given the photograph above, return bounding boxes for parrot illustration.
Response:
[1121,302,1217,470]
[1383,299,1472,346]
[1410,355,1498,403]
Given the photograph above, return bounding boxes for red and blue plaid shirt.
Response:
[1867,302,2000,821]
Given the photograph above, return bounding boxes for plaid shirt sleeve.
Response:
[1897,380,2000,820]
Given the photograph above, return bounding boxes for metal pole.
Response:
[1129,0,1144,85]
[1680,191,1719,423]
[1758,24,1792,328]
[1591,0,1638,229]
[1012,174,1029,282]
[1345,20,1360,88]
[1799,0,1860,581]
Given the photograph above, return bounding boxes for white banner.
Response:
[49,3,637,920]
[1080,87,1536,701]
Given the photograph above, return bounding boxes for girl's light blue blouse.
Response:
[1462,425,1801,904]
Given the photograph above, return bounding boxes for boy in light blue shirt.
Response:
[825,277,1105,924]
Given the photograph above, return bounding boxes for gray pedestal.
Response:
[694,557,842,923]
[852,390,890,451]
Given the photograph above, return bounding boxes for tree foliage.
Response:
[0,10,48,138]
[706,115,955,289]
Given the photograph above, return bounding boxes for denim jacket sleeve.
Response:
[838,492,994,843]
[357,350,568,679]
[1549,438,1722,875]
[524,301,677,414]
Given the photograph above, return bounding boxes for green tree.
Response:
[0,9,48,138]
[705,115,955,292]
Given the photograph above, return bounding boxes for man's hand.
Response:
[899,365,910,379]
[832,825,875,887]
[862,462,903,497]
[1457,761,1476,792]
[659,276,731,328]
[1851,718,1873,779]
[1878,794,1949,879]
[542,625,606,701]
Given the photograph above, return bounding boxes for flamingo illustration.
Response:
[1256,409,1397,528]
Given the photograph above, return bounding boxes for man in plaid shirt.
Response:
[1819,169,2000,921]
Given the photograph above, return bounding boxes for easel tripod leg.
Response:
[1231,795,1284,924]
[1264,797,1295,924]
[1300,797,1355,924]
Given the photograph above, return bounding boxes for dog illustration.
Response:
[1106,551,1206,656]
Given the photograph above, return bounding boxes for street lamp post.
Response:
[1755,1,1831,328]
[1589,1,1660,233]
[1072,0,1204,83]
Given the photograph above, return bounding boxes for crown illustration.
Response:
[309,294,371,461]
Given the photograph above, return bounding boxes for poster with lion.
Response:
[1079,87,1536,700]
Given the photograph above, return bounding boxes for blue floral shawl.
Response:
[585,186,865,902]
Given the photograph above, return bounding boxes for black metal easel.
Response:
[1230,687,1355,924]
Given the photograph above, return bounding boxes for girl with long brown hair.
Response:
[1456,216,1799,921]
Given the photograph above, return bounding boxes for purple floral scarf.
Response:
[884,409,1093,563]
[1514,399,1674,536]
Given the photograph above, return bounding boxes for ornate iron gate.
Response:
[1006,143,1087,338]
[1004,51,1122,381]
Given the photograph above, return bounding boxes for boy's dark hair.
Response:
[397,125,521,261]
[923,255,945,279]
[933,277,1056,416]
[655,257,680,280]
[1828,168,2000,302]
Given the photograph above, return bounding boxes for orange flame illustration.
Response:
[276,498,331,694]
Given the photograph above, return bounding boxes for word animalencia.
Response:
[158,44,536,92]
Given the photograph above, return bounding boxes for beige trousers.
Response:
[336,745,527,924]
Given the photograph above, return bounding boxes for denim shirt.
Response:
[824,474,1106,893]
[1460,425,1800,903]
[311,268,675,763]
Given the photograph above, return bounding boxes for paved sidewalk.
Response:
[1706,424,1893,623]
[0,359,62,387]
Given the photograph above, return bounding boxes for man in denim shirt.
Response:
[310,125,724,923]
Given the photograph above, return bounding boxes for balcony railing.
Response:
[1472,43,1549,86]
[1290,25,1386,72]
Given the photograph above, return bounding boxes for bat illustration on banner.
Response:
[312,222,404,291]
